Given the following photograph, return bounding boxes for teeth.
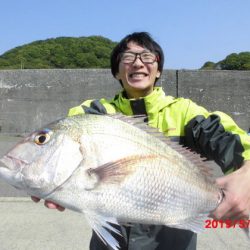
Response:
[130,73,147,78]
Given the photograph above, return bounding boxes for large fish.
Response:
[0,114,223,249]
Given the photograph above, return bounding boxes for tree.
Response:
[200,61,216,70]
[201,52,250,70]
[0,36,117,69]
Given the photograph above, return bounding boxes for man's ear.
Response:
[156,70,161,78]
[115,72,121,80]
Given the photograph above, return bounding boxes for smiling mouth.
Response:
[129,73,148,79]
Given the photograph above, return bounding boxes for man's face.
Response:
[116,42,161,99]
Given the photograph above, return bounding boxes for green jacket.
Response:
[68,87,250,250]
[69,87,250,172]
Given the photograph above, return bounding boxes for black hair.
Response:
[110,32,164,85]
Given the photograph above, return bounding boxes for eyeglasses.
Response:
[120,51,158,64]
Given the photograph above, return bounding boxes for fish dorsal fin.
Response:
[164,141,223,182]
[85,155,158,189]
[108,114,150,130]
[107,114,174,143]
[85,212,121,250]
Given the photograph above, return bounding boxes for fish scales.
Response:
[89,159,218,224]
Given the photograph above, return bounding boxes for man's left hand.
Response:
[211,160,250,220]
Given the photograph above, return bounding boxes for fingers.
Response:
[31,196,65,211]
[215,175,230,189]
[210,162,250,222]
[31,196,41,203]
[45,200,65,212]
[212,204,247,220]
[220,206,249,221]
[211,189,249,220]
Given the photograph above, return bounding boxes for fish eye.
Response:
[34,131,51,145]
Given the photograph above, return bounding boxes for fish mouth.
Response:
[0,156,9,169]
[0,155,27,190]
[0,155,28,170]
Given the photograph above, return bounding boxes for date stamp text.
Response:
[205,219,250,229]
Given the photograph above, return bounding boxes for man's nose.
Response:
[133,55,144,66]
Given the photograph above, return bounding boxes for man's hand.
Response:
[211,160,250,220]
[31,196,65,212]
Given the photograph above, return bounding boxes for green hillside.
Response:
[0,36,117,69]
[1,37,249,70]
[201,52,250,70]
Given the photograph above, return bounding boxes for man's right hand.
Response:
[31,196,65,211]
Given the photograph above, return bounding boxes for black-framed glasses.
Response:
[120,51,158,64]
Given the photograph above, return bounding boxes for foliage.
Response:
[200,61,215,70]
[201,52,250,70]
[0,36,117,69]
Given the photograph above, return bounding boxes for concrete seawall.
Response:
[0,69,249,135]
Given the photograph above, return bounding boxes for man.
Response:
[33,32,250,249]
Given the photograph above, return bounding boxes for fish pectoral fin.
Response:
[87,155,157,185]
[85,212,122,250]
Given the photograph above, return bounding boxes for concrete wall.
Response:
[177,70,250,131]
[0,69,249,135]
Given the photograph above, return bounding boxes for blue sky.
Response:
[1,0,250,69]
